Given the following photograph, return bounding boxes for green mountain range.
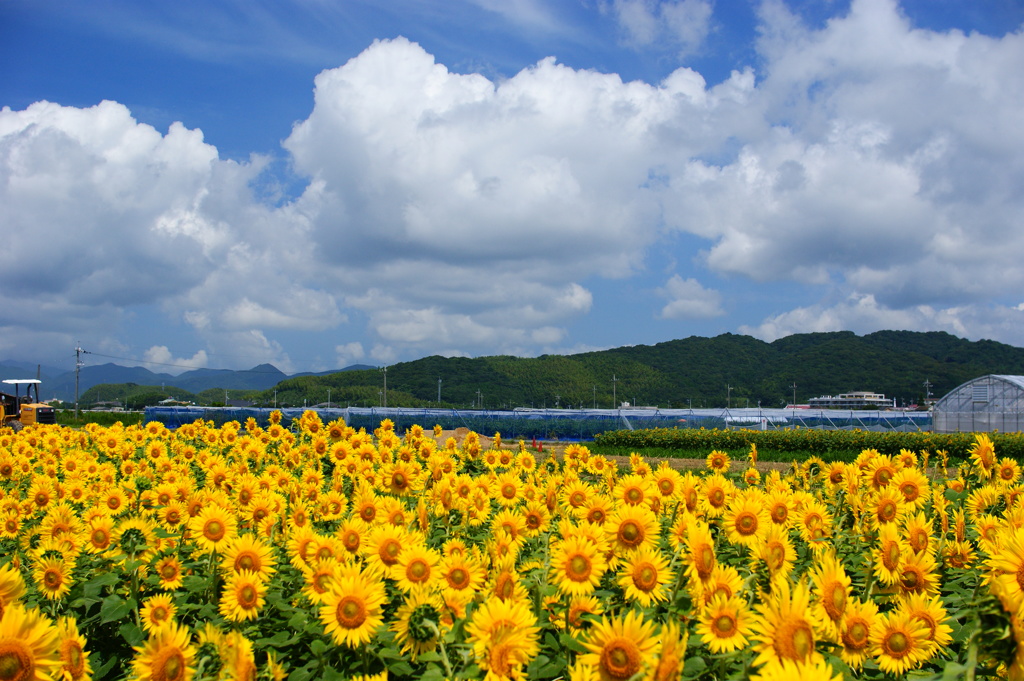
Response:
[36,330,1024,410]
[257,330,1024,410]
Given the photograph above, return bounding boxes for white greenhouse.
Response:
[932,374,1024,433]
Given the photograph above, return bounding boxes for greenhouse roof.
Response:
[991,375,1024,391]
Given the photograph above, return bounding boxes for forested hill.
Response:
[263,330,1024,410]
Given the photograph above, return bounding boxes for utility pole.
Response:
[75,344,83,419]
[476,390,482,409]
[380,366,387,408]
[727,384,732,409]
[791,382,797,407]
[612,375,618,409]
[437,377,442,404]
[923,379,932,403]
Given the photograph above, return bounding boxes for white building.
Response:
[807,391,894,410]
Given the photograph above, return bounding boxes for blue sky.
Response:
[2,0,1024,375]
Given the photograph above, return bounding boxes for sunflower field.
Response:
[1,413,1024,681]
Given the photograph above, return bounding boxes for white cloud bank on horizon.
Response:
[2,0,1023,368]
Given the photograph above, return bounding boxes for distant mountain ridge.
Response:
[0,360,371,402]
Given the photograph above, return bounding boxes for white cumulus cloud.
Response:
[658,275,724,319]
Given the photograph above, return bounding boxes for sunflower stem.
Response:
[964,627,979,681]
[131,564,142,629]
[207,549,219,604]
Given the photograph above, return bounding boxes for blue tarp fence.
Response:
[144,406,933,441]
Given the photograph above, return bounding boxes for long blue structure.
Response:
[144,406,933,440]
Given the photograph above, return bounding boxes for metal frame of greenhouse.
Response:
[145,405,933,440]
[932,374,1024,433]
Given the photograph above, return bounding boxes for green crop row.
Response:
[593,427,1024,460]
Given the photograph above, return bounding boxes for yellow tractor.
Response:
[1,379,56,431]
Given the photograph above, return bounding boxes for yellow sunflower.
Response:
[465,597,540,681]
[98,487,129,517]
[651,621,687,681]
[679,472,701,513]
[837,597,879,670]
[394,544,442,594]
[864,487,906,531]
[319,571,387,648]
[706,450,731,473]
[187,505,237,554]
[998,458,1022,485]
[140,594,177,633]
[942,540,976,570]
[902,511,935,556]
[551,536,608,597]
[613,473,655,507]
[722,492,770,547]
[969,433,997,477]
[33,557,72,601]
[869,609,931,675]
[891,468,930,511]
[56,615,92,681]
[699,473,734,518]
[576,494,614,526]
[900,592,953,655]
[809,552,851,640]
[335,517,368,560]
[605,503,660,555]
[131,620,196,681]
[491,509,529,546]
[220,534,277,580]
[873,523,905,586]
[764,490,794,528]
[521,499,551,536]
[749,579,823,670]
[564,594,604,632]
[579,611,659,681]
[755,524,796,584]
[863,454,898,491]
[561,478,594,512]
[83,516,114,555]
[617,546,673,606]
[683,520,717,585]
[0,564,27,615]
[797,499,832,549]
[219,570,267,622]
[0,604,61,681]
[487,557,529,603]
[896,549,940,599]
[153,555,184,591]
[493,470,523,507]
[439,553,484,597]
[301,559,340,605]
[697,593,754,654]
[986,526,1024,601]
[651,464,682,503]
